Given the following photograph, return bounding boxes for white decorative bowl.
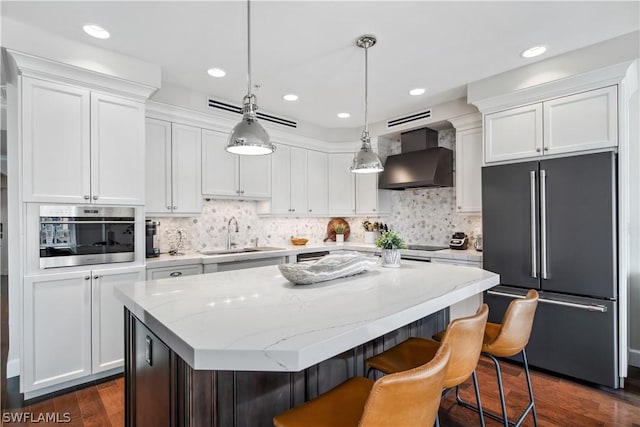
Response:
[278,251,378,285]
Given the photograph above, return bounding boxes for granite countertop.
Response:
[145,242,483,268]
[116,260,499,371]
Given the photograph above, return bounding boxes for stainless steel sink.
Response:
[200,247,284,256]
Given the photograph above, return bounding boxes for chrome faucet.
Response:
[227,217,239,250]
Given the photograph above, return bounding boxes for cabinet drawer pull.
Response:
[145,336,153,366]
[169,271,183,277]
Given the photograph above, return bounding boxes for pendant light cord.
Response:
[247,0,252,99]
[364,43,368,135]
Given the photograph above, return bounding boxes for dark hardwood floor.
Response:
[2,359,639,426]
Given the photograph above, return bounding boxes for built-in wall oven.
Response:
[39,206,135,268]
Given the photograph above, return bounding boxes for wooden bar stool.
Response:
[366,304,489,427]
[443,290,539,427]
[273,344,451,427]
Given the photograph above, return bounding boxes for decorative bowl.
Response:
[291,237,309,246]
[279,251,378,285]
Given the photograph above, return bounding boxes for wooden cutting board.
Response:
[324,218,351,242]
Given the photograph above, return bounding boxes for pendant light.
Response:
[350,35,384,173]
[226,0,275,155]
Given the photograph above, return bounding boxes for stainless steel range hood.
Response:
[379,127,453,190]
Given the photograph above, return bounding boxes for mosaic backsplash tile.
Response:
[150,129,482,253]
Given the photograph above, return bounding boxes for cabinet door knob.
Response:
[373,209,376,212]
[167,206,171,210]
[92,195,99,200]
[93,275,99,280]
[173,206,177,210]
[458,206,462,209]
[84,276,90,280]
[309,209,312,212]
[536,148,541,152]
[84,195,90,200]
[544,147,549,151]
[292,208,295,212]
[169,271,183,277]
[241,190,245,194]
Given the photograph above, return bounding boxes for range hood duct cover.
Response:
[378,128,453,190]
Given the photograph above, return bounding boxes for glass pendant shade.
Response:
[226,95,275,155]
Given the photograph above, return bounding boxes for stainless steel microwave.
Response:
[39,206,135,268]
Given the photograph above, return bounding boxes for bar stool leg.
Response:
[522,349,538,427]
[471,370,486,427]
[486,353,509,427]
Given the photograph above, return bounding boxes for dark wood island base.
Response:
[124,308,447,427]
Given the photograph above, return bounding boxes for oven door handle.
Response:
[40,220,136,224]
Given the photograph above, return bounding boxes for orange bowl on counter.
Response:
[291,238,309,246]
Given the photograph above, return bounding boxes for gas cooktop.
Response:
[406,245,449,251]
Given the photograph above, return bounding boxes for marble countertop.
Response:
[145,242,483,268]
[115,260,499,371]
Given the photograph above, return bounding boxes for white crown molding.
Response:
[6,49,158,100]
[470,60,635,113]
[447,112,482,131]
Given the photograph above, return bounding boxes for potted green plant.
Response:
[375,230,407,267]
[334,223,346,244]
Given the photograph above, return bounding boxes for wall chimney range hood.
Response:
[378,127,453,190]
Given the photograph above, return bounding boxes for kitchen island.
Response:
[115,259,499,427]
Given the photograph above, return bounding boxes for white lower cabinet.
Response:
[23,266,144,394]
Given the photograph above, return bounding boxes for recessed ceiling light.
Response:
[337,113,350,119]
[83,24,110,39]
[207,68,226,78]
[282,94,299,101]
[521,45,547,58]
[409,88,425,96]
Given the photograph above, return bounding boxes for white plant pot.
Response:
[364,231,376,244]
[381,249,401,267]
[336,234,344,244]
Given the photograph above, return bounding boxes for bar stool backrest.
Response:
[358,344,451,427]
[439,304,489,388]
[484,289,539,357]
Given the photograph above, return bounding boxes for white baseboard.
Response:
[629,349,640,368]
[6,357,20,378]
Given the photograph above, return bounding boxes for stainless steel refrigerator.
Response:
[482,151,619,388]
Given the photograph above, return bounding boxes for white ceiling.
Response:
[3,1,638,129]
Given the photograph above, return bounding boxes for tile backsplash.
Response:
[150,129,482,253]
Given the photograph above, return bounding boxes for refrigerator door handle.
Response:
[487,290,608,312]
[530,170,537,279]
[540,169,548,279]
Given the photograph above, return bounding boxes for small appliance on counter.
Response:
[146,220,160,258]
[449,232,469,250]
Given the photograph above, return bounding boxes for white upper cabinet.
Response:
[201,128,271,199]
[201,128,240,197]
[269,145,308,215]
[171,124,202,214]
[484,103,543,163]
[91,93,145,205]
[456,127,483,213]
[22,77,145,204]
[146,120,202,215]
[328,153,356,216]
[307,150,328,215]
[145,119,172,213]
[355,173,379,215]
[22,78,91,203]
[543,86,617,155]
[484,86,618,164]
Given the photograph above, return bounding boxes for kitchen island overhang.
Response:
[116,260,499,426]
[115,261,500,372]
